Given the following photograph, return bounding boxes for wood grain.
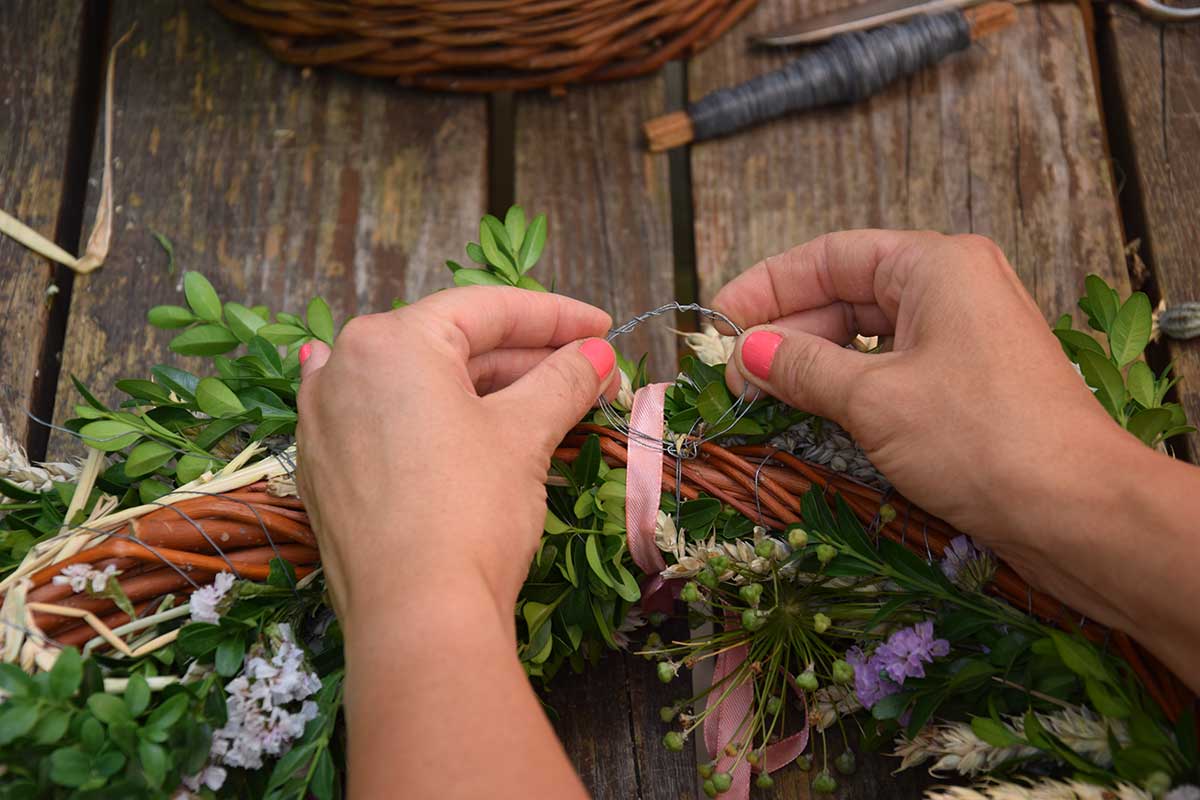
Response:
[1102,7,1200,457]
[52,0,486,443]
[688,0,1130,317]
[0,1,83,446]
[515,79,689,798]
[514,77,678,379]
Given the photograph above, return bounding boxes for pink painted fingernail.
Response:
[579,338,615,379]
[741,331,782,380]
[299,343,312,365]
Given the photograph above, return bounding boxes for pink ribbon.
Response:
[623,383,809,797]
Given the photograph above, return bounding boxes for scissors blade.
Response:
[753,0,982,47]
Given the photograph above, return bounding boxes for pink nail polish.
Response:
[579,339,615,379]
[741,331,782,380]
[299,343,312,365]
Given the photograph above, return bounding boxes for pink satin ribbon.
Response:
[623,383,809,798]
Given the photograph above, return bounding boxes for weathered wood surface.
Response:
[515,78,693,797]
[52,0,487,443]
[688,0,1130,318]
[514,78,678,378]
[0,2,84,447]
[1102,7,1200,458]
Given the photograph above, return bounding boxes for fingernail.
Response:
[299,343,312,365]
[741,331,782,380]
[579,338,615,379]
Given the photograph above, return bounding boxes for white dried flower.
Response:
[922,779,1152,800]
[52,563,119,594]
[682,324,736,366]
[181,765,227,793]
[189,572,236,624]
[812,685,861,730]
[266,474,299,498]
[654,511,683,559]
[615,370,635,411]
[0,422,79,493]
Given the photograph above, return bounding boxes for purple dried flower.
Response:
[939,535,997,592]
[845,621,950,709]
[845,646,897,709]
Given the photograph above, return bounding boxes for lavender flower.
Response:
[52,563,119,594]
[939,535,997,592]
[846,621,950,709]
[189,572,236,624]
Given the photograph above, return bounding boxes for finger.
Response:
[765,303,894,346]
[299,340,331,381]
[728,325,873,423]
[468,348,556,395]
[711,229,949,331]
[489,338,620,451]
[411,286,612,359]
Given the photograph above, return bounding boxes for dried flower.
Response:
[846,621,949,708]
[52,563,119,594]
[812,685,861,730]
[189,572,236,624]
[0,422,79,493]
[682,324,736,366]
[180,765,227,793]
[921,779,1151,800]
[616,369,635,410]
[940,535,997,592]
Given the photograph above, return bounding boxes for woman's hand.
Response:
[295,286,617,634]
[712,230,1200,693]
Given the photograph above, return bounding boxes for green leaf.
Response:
[224,302,267,343]
[48,647,82,701]
[32,709,71,745]
[504,205,527,252]
[518,214,547,273]
[465,242,488,265]
[306,297,335,345]
[116,379,173,404]
[216,636,245,677]
[1084,677,1131,718]
[970,716,1021,747]
[48,746,92,788]
[138,740,167,788]
[544,510,570,535]
[1108,292,1152,366]
[612,562,642,602]
[146,305,195,329]
[452,268,508,288]
[87,693,131,725]
[267,557,297,588]
[0,664,35,697]
[79,420,140,452]
[176,454,214,484]
[1076,350,1126,419]
[1127,407,1172,445]
[1084,274,1119,332]
[1126,361,1156,408]
[516,275,547,292]
[1048,631,1110,682]
[678,498,722,536]
[870,691,911,721]
[1052,329,1105,358]
[0,702,39,744]
[183,272,222,322]
[170,324,240,356]
[195,377,247,418]
[585,535,617,588]
[124,440,175,478]
[151,365,199,400]
[311,749,336,800]
[574,435,601,487]
[257,323,310,346]
[124,673,150,717]
[144,693,188,731]
[479,215,518,281]
[695,381,733,425]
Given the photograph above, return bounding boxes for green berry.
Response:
[816,544,837,564]
[697,569,719,589]
[754,538,775,559]
[813,771,838,794]
[659,706,677,722]
[702,780,718,798]
[796,670,819,691]
[738,583,763,607]
[812,612,831,633]
[712,772,733,793]
[681,582,702,603]
[879,503,897,524]
[765,696,783,715]
[741,609,764,631]
[832,659,854,684]
[755,772,774,789]
[657,662,676,683]
[698,763,715,780]
[646,632,663,649]
[787,527,809,549]
[835,751,856,775]
[663,731,685,752]
[795,755,812,771]
[649,611,667,626]
[1143,772,1171,797]
[709,555,730,572]
[746,750,760,766]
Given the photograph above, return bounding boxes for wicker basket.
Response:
[208,0,758,92]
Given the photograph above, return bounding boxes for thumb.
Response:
[728,326,869,423]
[299,340,331,380]
[492,337,619,450]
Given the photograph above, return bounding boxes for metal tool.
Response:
[754,0,1197,47]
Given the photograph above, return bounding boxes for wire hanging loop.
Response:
[597,303,752,460]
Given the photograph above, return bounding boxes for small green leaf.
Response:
[151,365,199,400]
[1076,350,1126,419]
[183,272,223,323]
[1126,361,1156,408]
[518,214,547,273]
[311,749,336,800]
[1084,274,1119,332]
[1052,329,1105,358]
[453,268,509,288]
[504,205,527,252]
[147,305,195,329]
[544,510,570,535]
[87,693,131,725]
[215,636,245,677]
[224,302,267,343]
[257,323,310,346]
[585,535,617,588]
[1084,677,1131,718]
[170,324,240,356]
[0,702,39,744]
[48,647,82,701]
[116,379,173,404]
[144,693,188,731]
[267,557,297,588]
[48,746,92,788]
[32,709,71,745]
[195,377,246,418]
[139,479,172,504]
[1048,631,1109,682]
[124,673,150,717]
[696,382,733,425]
[1127,407,1172,445]
[465,242,488,265]
[870,692,911,721]
[516,275,547,292]
[138,740,167,788]
[176,453,214,484]
[970,716,1021,747]
[1108,292,1153,366]
[479,216,519,282]
[124,440,175,478]
[306,297,335,345]
[678,498,722,536]
[79,420,140,452]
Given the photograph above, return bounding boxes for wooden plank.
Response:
[686,0,1129,794]
[514,78,687,798]
[689,0,1129,317]
[514,78,677,378]
[1101,7,1200,457]
[0,1,84,447]
[52,1,486,440]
